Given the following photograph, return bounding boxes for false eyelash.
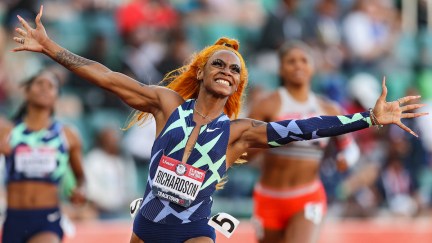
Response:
[232,66,240,73]
[211,59,224,66]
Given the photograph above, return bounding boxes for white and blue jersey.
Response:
[139,99,230,225]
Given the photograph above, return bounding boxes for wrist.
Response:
[74,181,86,193]
[369,108,383,128]
[41,38,57,56]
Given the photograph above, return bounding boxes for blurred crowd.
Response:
[0,0,432,222]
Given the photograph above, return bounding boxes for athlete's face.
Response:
[280,48,314,86]
[26,72,59,108]
[197,50,241,97]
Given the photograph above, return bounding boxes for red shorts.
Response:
[253,180,327,230]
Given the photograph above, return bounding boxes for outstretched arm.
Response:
[12,6,180,114]
[266,111,371,147]
[232,78,428,151]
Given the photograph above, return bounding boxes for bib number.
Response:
[208,213,240,238]
[304,202,324,225]
[15,146,56,177]
[152,155,205,207]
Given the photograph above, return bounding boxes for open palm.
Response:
[372,77,428,137]
[12,5,49,53]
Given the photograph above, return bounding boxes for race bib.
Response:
[152,155,205,207]
[304,202,324,225]
[208,213,240,238]
[15,146,56,177]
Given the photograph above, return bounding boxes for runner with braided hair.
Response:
[12,6,428,243]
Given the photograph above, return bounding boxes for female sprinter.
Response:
[12,6,427,243]
[248,41,360,243]
[0,69,85,243]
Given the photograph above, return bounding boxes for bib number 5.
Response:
[208,213,240,238]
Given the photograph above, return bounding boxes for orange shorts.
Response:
[253,180,327,230]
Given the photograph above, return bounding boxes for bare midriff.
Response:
[259,152,320,189]
[7,181,59,209]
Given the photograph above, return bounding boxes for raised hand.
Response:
[372,77,428,137]
[12,5,48,53]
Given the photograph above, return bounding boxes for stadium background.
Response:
[0,0,432,242]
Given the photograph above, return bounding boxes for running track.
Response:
[62,218,432,243]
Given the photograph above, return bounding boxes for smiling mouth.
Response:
[215,79,231,87]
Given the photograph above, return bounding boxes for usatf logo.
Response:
[175,163,187,176]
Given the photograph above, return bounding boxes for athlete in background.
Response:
[0,70,85,243]
[249,42,360,243]
[12,6,427,243]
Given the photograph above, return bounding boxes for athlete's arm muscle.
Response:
[45,43,183,114]
[64,126,86,205]
[0,117,13,155]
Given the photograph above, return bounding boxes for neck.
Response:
[24,106,52,130]
[194,94,226,122]
[284,83,310,102]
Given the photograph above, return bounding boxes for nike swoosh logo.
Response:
[47,211,61,222]
[206,128,221,132]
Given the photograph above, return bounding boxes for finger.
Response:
[11,46,26,52]
[15,27,27,37]
[401,104,426,112]
[378,76,387,102]
[397,121,418,138]
[35,5,43,27]
[13,37,24,45]
[397,95,421,105]
[17,15,33,32]
[401,112,429,119]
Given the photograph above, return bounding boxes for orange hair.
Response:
[125,37,248,128]
[125,38,249,189]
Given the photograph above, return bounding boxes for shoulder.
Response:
[153,85,185,117]
[62,124,82,149]
[0,116,13,136]
[248,89,281,120]
[153,85,184,106]
[261,89,282,115]
[154,85,183,100]
[316,95,344,116]
[263,89,281,102]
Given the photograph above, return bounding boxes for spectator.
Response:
[85,126,139,219]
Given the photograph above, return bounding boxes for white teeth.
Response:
[216,79,230,86]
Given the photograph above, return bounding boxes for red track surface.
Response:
[61,218,432,243]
